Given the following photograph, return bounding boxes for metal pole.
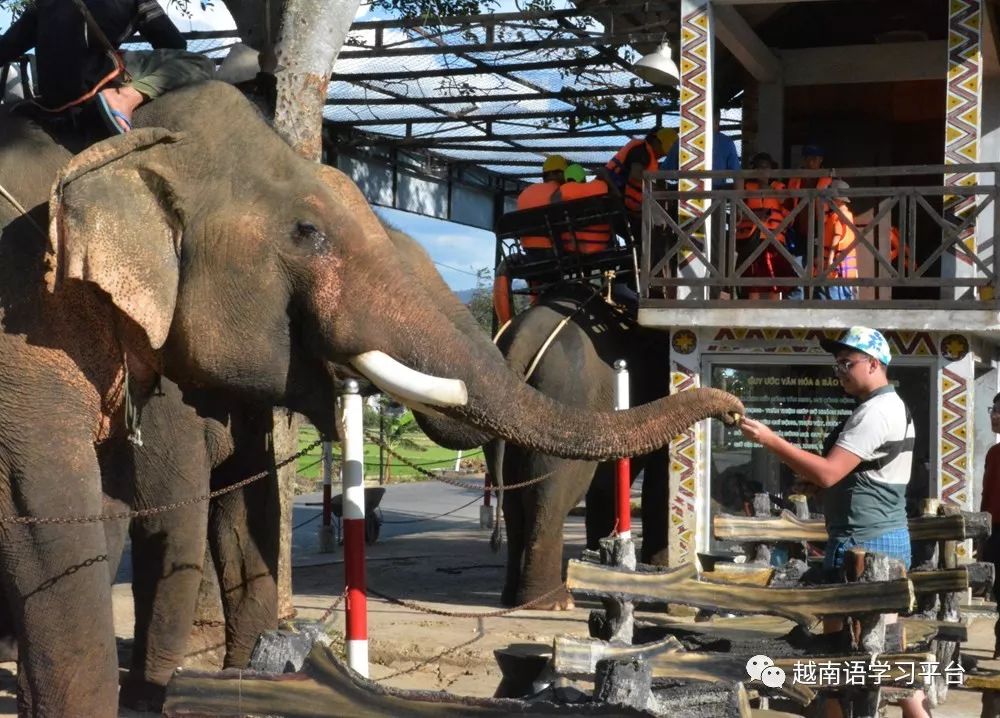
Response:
[322,441,333,527]
[378,401,385,486]
[614,360,631,538]
[338,380,368,676]
[317,440,335,553]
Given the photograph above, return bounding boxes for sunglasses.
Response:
[833,360,860,374]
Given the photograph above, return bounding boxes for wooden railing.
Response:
[640,164,1000,309]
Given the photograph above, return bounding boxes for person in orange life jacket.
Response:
[0,0,213,136]
[814,179,858,301]
[516,155,568,253]
[787,144,834,243]
[552,163,613,254]
[604,127,677,222]
[735,152,795,300]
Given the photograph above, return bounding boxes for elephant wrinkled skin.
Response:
[0,81,741,715]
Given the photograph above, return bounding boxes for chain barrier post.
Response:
[338,380,368,676]
[318,441,335,553]
[614,360,632,539]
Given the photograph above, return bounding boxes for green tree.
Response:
[466,266,494,334]
[364,395,426,483]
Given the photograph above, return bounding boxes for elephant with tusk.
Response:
[0,80,742,715]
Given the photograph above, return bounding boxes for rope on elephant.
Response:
[0,182,46,238]
[523,286,600,382]
[364,432,557,492]
[367,582,568,620]
[0,438,323,525]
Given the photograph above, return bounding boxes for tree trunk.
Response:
[272,410,301,621]
[272,0,362,161]
[268,0,362,623]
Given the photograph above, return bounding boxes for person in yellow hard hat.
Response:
[516,155,569,251]
[604,128,677,220]
[541,154,568,184]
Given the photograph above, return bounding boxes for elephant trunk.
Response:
[330,268,742,463]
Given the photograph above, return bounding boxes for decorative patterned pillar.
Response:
[938,334,975,560]
[943,0,983,299]
[667,329,703,566]
[677,0,715,299]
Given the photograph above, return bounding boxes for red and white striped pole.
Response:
[338,379,368,676]
[614,359,631,539]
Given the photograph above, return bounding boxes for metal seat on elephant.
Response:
[495,193,638,298]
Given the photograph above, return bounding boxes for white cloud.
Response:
[165,2,236,33]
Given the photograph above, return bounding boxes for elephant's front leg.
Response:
[208,463,279,668]
[638,448,670,565]
[121,389,214,712]
[1,442,119,717]
[516,461,594,610]
[500,488,525,607]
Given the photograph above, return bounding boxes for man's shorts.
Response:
[823,527,911,574]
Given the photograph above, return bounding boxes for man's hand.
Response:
[739,417,776,447]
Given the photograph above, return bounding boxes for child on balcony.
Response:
[815,180,858,300]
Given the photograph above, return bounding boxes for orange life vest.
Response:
[492,264,514,326]
[605,139,657,215]
[787,176,833,236]
[516,180,560,249]
[736,180,788,243]
[889,226,912,270]
[554,179,613,254]
[822,204,858,279]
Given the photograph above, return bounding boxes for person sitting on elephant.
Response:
[552,163,613,255]
[0,0,213,136]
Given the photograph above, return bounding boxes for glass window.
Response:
[707,361,932,555]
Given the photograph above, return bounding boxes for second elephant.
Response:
[489,284,679,609]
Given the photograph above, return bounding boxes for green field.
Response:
[296,424,484,485]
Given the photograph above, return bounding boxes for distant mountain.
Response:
[454,288,477,303]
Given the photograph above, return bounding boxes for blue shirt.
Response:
[660,131,741,172]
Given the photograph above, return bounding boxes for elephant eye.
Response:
[294,221,327,249]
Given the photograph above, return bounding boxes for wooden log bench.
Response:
[164,644,660,717]
[712,509,991,545]
[566,560,915,627]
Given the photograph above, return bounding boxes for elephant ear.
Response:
[47,128,185,350]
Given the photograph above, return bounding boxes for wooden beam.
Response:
[566,560,915,626]
[328,84,666,106]
[780,42,947,86]
[337,32,670,59]
[164,645,652,717]
[703,563,775,586]
[899,618,969,644]
[713,511,990,543]
[713,5,781,82]
[910,568,970,596]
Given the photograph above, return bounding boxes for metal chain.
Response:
[367,582,568,619]
[0,439,323,526]
[364,433,556,492]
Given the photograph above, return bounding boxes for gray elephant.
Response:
[486,284,676,609]
[0,80,742,715]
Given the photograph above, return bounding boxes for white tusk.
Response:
[351,351,468,408]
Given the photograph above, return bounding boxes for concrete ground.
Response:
[0,478,994,716]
